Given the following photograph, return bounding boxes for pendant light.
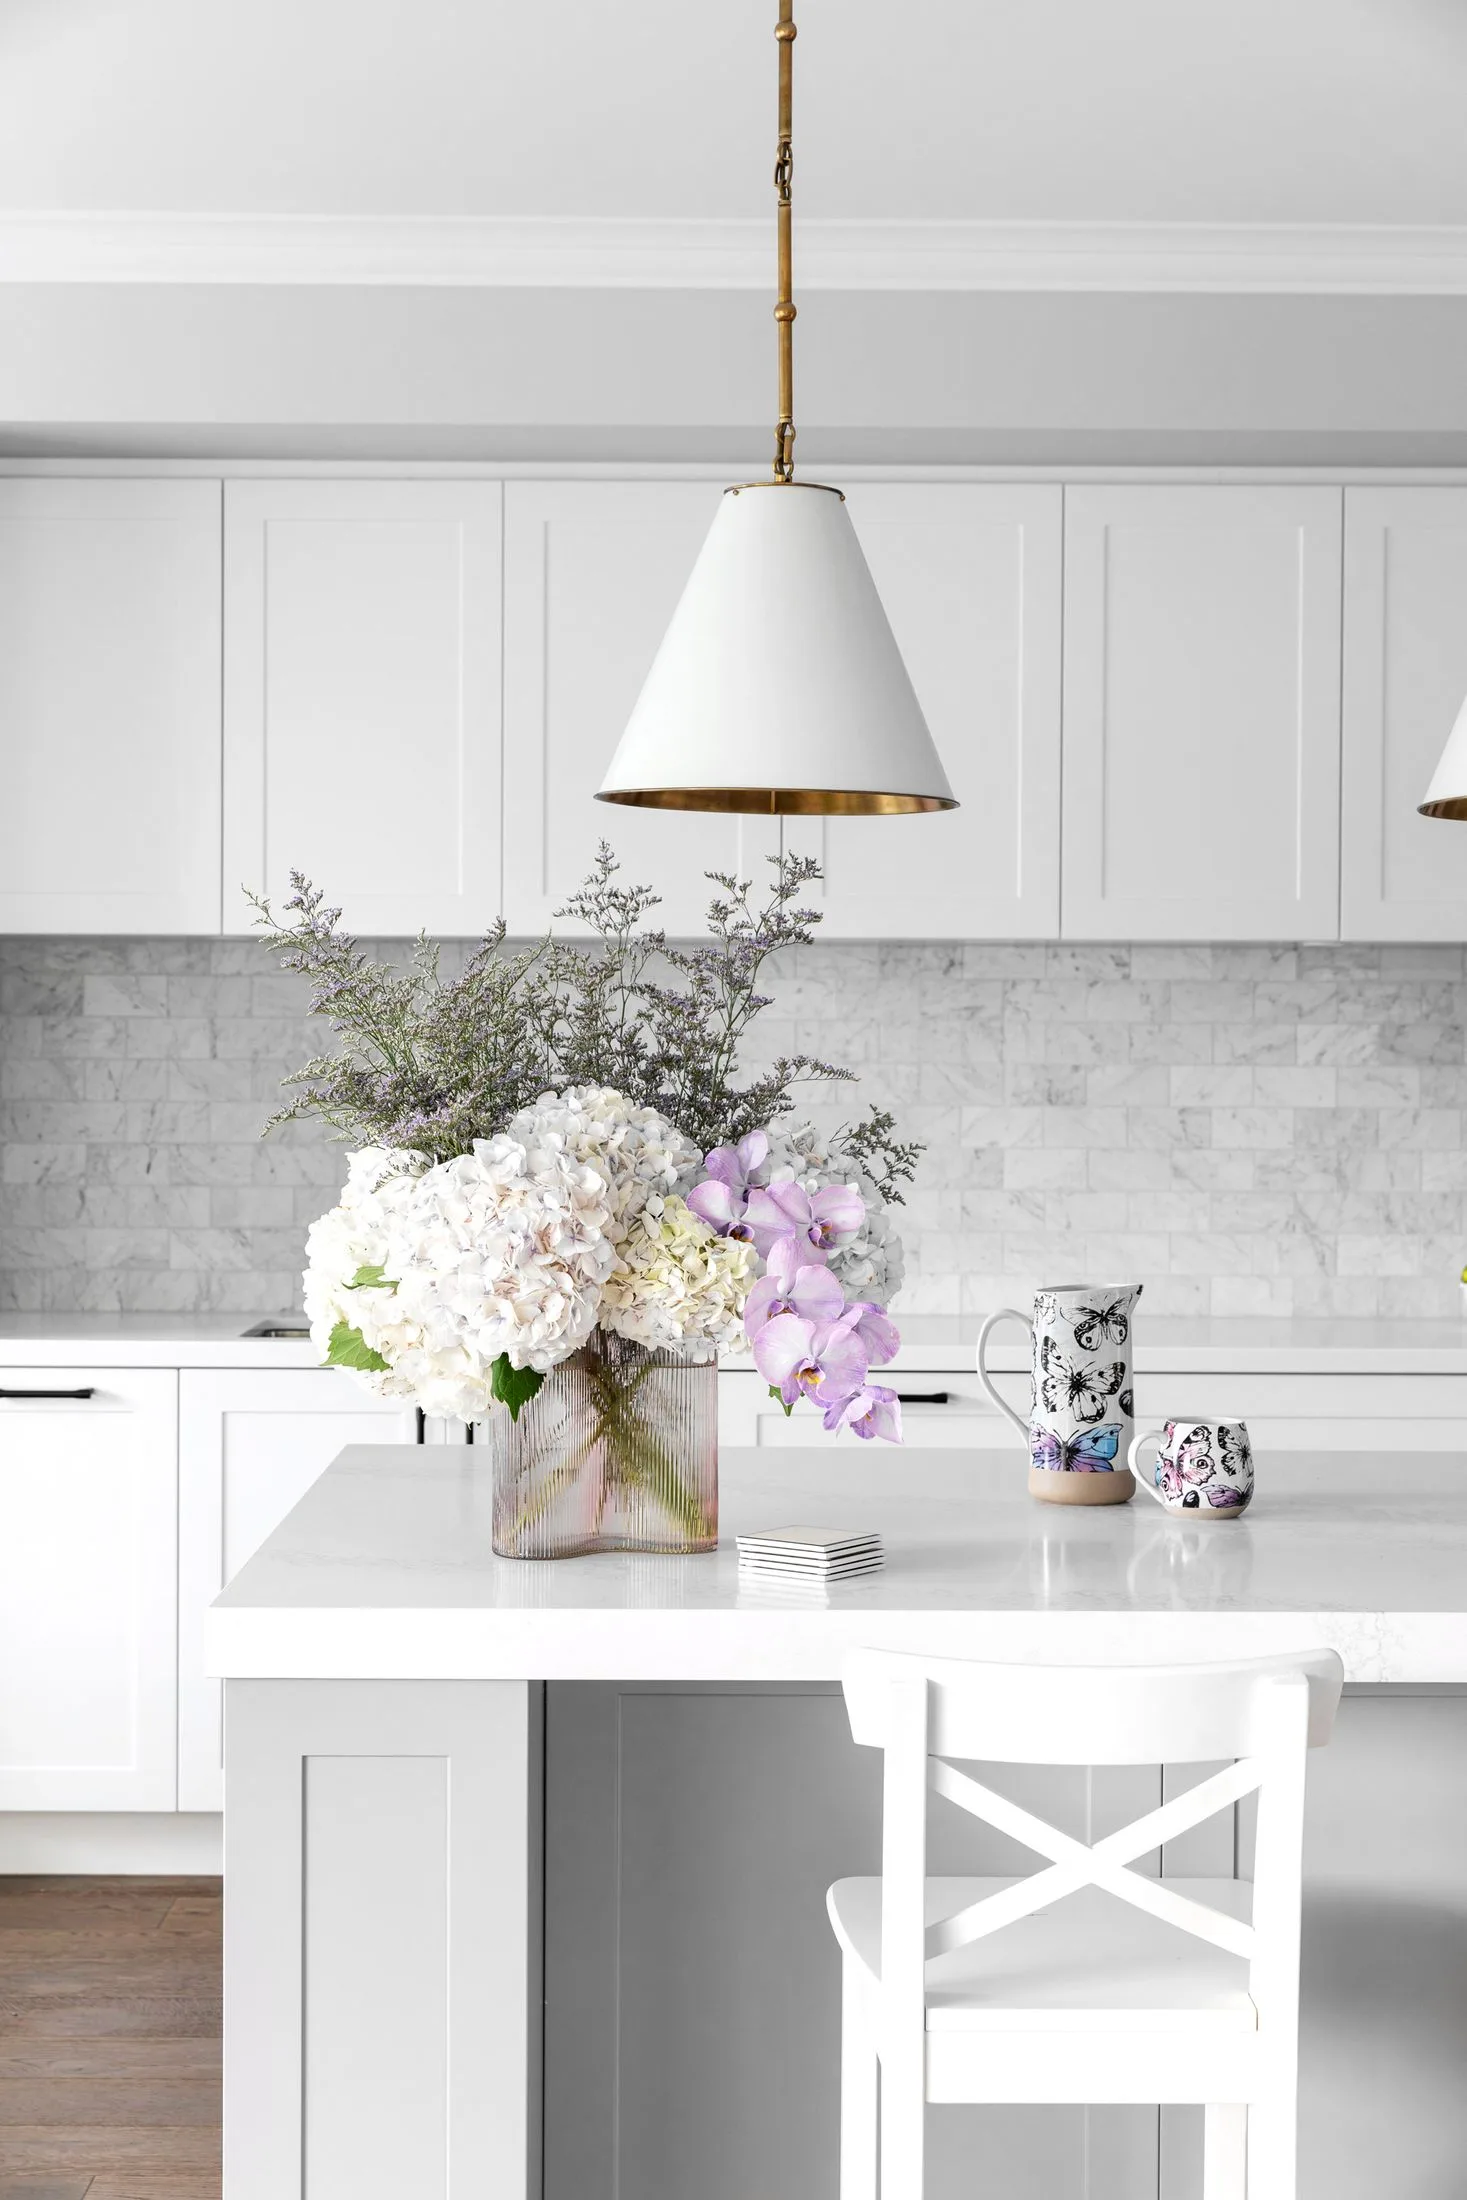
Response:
[1419,693,1467,818]
[596,3,957,817]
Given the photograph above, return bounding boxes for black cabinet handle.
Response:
[0,1386,97,1401]
[895,1390,951,1405]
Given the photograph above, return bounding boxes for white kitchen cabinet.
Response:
[178,1369,417,1810]
[0,1369,177,1810]
[0,479,222,933]
[223,480,503,937]
[1061,486,1343,940]
[502,481,780,937]
[786,484,1063,939]
[1342,488,1467,941]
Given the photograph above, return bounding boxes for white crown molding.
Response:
[7,213,1467,293]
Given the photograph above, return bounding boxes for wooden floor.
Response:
[0,1878,220,2200]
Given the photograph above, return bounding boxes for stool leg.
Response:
[1246,2094,1297,2200]
[839,1959,877,2200]
[1203,2103,1248,2198]
[877,2040,924,2200]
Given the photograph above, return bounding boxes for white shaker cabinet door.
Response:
[1061,486,1343,940]
[0,1369,177,1810]
[1342,488,1467,940]
[0,479,222,933]
[178,1369,418,1811]
[223,480,503,936]
[788,484,1062,939]
[502,482,780,938]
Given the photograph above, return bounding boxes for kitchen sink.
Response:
[240,1320,312,1340]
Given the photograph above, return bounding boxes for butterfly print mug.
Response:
[976,1282,1141,1507]
[1128,1417,1254,1518]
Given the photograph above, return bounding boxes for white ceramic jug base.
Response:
[1028,1465,1137,1507]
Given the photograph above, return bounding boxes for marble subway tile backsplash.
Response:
[0,936,1464,1319]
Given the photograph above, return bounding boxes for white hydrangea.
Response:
[601,1193,756,1352]
[754,1120,906,1307]
[505,1086,701,1247]
[388,1133,619,1398]
[302,1146,431,1401]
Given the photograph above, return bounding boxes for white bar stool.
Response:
[827,1647,1343,2199]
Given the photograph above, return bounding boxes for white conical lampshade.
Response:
[597,481,957,815]
[1421,690,1467,818]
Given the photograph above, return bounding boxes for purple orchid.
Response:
[822,1298,900,1368]
[686,1129,769,1240]
[743,1234,846,1343]
[751,1311,870,1412]
[821,1383,903,1444]
[742,1177,865,1261]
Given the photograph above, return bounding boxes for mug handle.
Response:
[975,1308,1034,1437]
[1127,1427,1168,1504]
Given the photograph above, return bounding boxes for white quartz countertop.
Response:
[208,1444,1467,1686]
[5,1311,1467,1375]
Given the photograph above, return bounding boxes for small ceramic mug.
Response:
[1127,1417,1254,1518]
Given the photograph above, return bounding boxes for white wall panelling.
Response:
[785,484,1063,940]
[177,1369,418,1811]
[222,480,504,936]
[502,480,782,936]
[0,479,222,934]
[1061,486,1344,940]
[1341,487,1467,941]
[0,1368,177,1810]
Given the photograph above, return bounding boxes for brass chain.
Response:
[773,5,797,480]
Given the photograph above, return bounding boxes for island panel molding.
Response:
[223,1677,542,2200]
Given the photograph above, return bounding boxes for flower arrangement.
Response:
[252,849,920,1455]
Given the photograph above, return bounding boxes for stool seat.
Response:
[828,1874,1256,2033]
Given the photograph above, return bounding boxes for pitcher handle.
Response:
[975,1308,1034,1437]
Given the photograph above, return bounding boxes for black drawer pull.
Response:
[895,1390,951,1405]
[0,1386,97,1401]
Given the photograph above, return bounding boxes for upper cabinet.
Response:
[786,484,1062,940]
[223,480,503,937]
[1341,488,1467,942]
[502,481,780,937]
[0,479,222,933]
[1061,486,1343,941]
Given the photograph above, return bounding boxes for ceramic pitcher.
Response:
[976,1283,1142,1506]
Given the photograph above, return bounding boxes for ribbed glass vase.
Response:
[487,1327,719,1559]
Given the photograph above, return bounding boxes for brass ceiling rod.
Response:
[773,0,797,482]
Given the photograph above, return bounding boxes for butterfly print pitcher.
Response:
[976,1283,1142,1506]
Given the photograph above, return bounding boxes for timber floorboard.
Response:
[0,1878,221,2200]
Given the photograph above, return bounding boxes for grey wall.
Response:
[1,934,1463,1319]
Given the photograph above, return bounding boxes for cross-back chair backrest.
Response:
[842,1647,1343,2042]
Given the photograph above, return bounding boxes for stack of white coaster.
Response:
[735,1524,885,1582]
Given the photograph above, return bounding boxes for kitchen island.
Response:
[210,1444,1467,2200]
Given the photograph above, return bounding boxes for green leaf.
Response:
[491,1353,546,1423]
[768,1382,795,1419]
[345,1262,393,1291]
[326,1319,389,1374]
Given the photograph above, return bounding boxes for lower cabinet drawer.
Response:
[1132,1372,1467,1452]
